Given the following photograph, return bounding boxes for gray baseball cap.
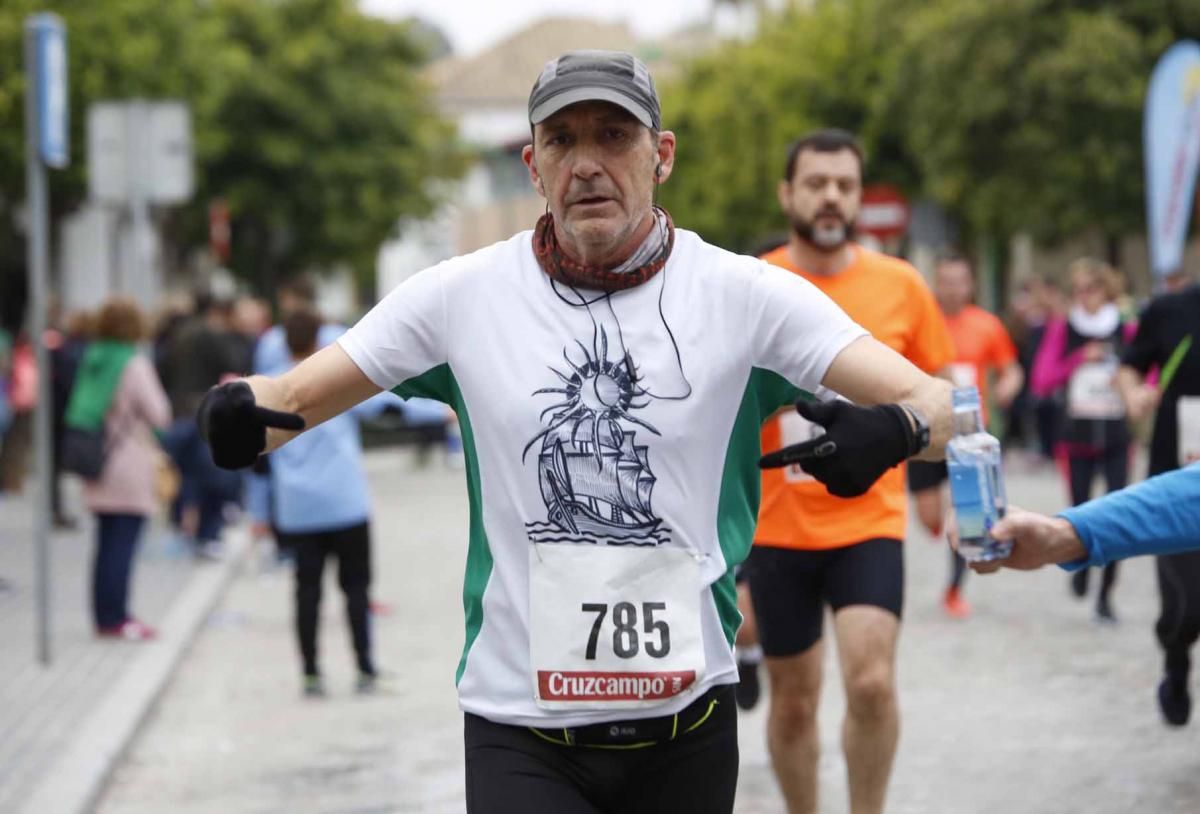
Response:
[528,50,661,130]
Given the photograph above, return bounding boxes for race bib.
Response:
[948,362,978,390]
[1178,396,1200,465]
[778,410,823,483]
[1067,361,1125,420]
[529,543,705,711]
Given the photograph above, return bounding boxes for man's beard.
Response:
[789,209,855,253]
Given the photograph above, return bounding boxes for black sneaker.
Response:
[1070,570,1089,598]
[1095,596,1118,624]
[356,671,377,694]
[303,674,326,698]
[1158,677,1191,727]
[735,659,761,711]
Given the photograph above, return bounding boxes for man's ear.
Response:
[777,179,792,214]
[652,130,676,184]
[522,144,545,197]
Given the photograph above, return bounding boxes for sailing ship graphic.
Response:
[523,329,670,547]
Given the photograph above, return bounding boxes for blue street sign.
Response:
[29,14,68,168]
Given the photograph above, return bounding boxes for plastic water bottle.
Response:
[947,386,1012,562]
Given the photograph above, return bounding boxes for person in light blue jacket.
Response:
[246,308,439,696]
[965,463,1200,726]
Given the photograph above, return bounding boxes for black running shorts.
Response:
[744,538,904,657]
[907,459,949,493]
[464,686,738,814]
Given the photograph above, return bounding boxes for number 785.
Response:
[581,601,671,660]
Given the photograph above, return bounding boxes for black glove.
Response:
[197,380,305,470]
[758,399,920,498]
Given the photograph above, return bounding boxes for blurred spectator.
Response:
[1031,258,1136,622]
[0,332,37,493]
[1005,273,1064,460]
[230,296,271,374]
[159,289,244,559]
[246,308,400,695]
[253,276,346,374]
[0,326,11,450]
[1110,265,1138,321]
[153,295,194,386]
[67,298,171,641]
[1163,267,1194,295]
[49,309,94,529]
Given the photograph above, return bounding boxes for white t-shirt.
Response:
[339,228,866,727]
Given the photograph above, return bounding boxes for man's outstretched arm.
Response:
[821,334,954,460]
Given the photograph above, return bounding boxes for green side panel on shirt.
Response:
[713,368,804,644]
[393,365,492,685]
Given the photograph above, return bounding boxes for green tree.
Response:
[884,0,1150,248]
[0,0,231,325]
[0,0,462,322]
[659,0,922,252]
[660,0,1200,261]
[200,0,464,292]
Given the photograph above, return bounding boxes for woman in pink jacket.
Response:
[68,298,171,640]
[1030,258,1136,622]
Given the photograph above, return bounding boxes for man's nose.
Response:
[571,155,603,180]
[570,143,605,180]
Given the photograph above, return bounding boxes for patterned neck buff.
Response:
[533,206,675,292]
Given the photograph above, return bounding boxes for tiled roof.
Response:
[427,17,677,109]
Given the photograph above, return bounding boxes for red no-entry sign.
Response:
[859,184,910,240]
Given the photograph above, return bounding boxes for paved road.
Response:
[97,450,1199,813]
[0,478,198,812]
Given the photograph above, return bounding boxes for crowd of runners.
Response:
[184,50,1200,814]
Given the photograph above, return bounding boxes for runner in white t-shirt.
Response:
[197,50,954,814]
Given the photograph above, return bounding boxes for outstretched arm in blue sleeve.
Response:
[1058,464,1200,569]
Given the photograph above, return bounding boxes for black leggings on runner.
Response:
[463,688,738,814]
[1157,550,1200,680]
[1066,448,1127,602]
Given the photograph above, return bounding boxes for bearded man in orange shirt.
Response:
[908,255,1024,618]
[745,129,954,814]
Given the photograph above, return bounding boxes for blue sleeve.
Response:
[1058,464,1200,569]
[245,470,271,524]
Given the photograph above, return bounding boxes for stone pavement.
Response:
[97,450,1200,814]
[0,477,244,814]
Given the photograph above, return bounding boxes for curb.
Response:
[16,529,252,814]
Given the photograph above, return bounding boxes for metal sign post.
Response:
[87,100,193,309]
[24,12,68,666]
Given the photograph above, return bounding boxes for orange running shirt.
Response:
[942,304,1018,423]
[755,245,955,550]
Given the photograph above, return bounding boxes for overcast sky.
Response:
[360,0,717,57]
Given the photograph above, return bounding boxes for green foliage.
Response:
[661,0,1200,252]
[659,0,922,251]
[0,0,462,297]
[885,0,1148,243]
[201,0,464,288]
